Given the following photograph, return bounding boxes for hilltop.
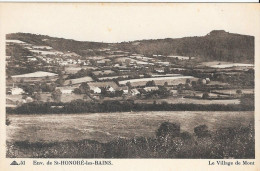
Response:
[6,30,254,63]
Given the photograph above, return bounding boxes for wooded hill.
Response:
[7,30,254,63]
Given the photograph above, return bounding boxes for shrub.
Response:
[194,125,211,138]
[156,122,180,141]
[180,131,192,140]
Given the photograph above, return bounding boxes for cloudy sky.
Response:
[1,3,259,43]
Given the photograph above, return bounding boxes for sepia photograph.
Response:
[0,3,258,163]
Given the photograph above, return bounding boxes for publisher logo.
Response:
[10,161,19,165]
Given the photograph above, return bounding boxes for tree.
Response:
[51,89,62,102]
[164,82,168,87]
[164,66,170,73]
[73,88,81,94]
[6,118,11,126]
[126,81,132,89]
[56,77,65,86]
[177,83,184,94]
[33,92,41,102]
[156,122,181,141]
[69,80,73,86]
[236,89,242,95]
[79,82,90,94]
[146,80,156,87]
[202,92,209,99]
[48,83,57,92]
[191,81,197,87]
[19,78,24,84]
[194,125,211,138]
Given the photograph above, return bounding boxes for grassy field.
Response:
[135,97,240,105]
[119,76,197,87]
[40,93,85,103]
[212,89,254,95]
[6,111,253,144]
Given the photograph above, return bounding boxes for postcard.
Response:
[0,3,259,171]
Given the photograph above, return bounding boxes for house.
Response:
[144,86,159,92]
[107,86,115,93]
[130,89,140,96]
[28,57,37,62]
[120,86,129,94]
[154,68,164,73]
[25,97,33,103]
[90,86,101,94]
[10,87,24,95]
[206,78,211,84]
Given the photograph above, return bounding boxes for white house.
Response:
[10,87,24,95]
[144,86,159,92]
[25,97,34,103]
[206,78,211,84]
[120,86,128,94]
[28,57,37,62]
[130,89,140,96]
[90,86,101,94]
[107,86,115,93]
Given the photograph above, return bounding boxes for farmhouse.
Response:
[11,71,58,83]
[90,86,101,94]
[119,86,129,94]
[9,87,24,95]
[130,89,140,96]
[106,86,115,93]
[144,86,159,92]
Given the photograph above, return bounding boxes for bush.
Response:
[194,125,211,138]
[156,122,180,140]
[180,131,192,140]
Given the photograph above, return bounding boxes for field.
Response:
[6,111,253,144]
[200,61,254,68]
[40,93,85,103]
[119,76,197,87]
[64,76,93,85]
[135,97,240,105]
[98,75,129,80]
[92,70,115,76]
[115,57,152,65]
[212,89,254,95]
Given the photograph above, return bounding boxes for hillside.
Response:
[6,30,254,63]
[6,33,109,57]
[117,30,254,63]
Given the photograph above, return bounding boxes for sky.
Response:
[0,3,259,43]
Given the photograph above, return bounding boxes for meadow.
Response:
[7,111,253,143]
[6,111,254,158]
[119,76,197,86]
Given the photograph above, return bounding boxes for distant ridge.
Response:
[6,30,254,63]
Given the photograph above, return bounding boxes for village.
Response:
[6,36,254,109]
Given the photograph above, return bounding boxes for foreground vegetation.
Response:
[6,121,254,158]
[6,94,254,114]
